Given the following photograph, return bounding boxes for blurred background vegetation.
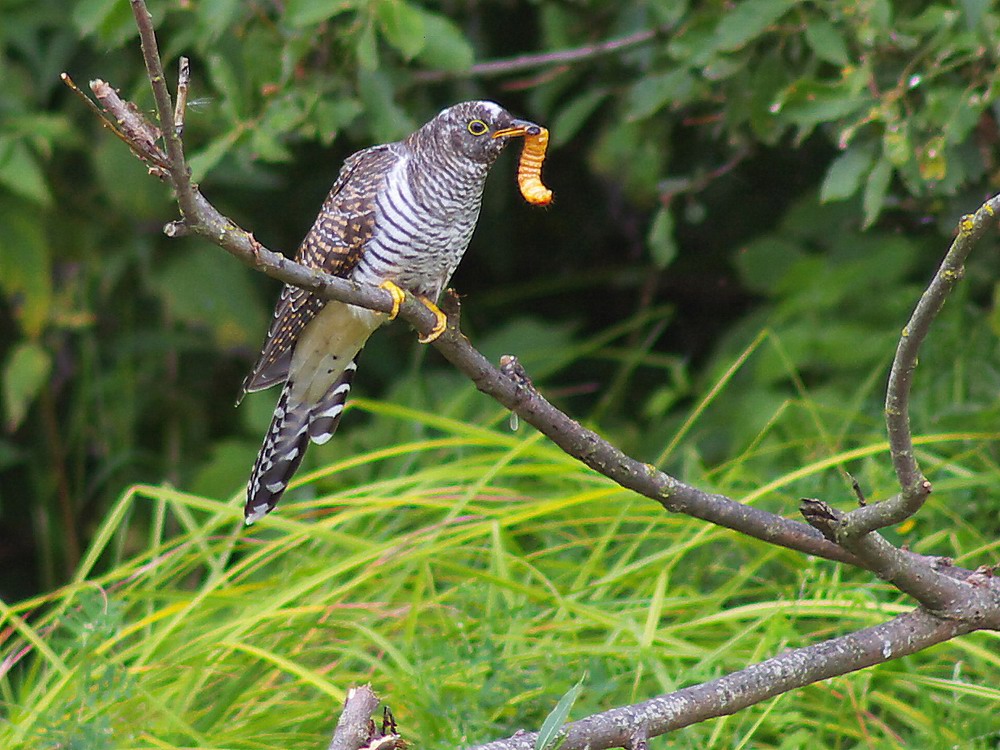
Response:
[2,0,1000,746]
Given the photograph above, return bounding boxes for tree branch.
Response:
[328,685,404,750]
[800,499,967,611]
[328,686,380,750]
[837,205,1000,537]
[130,0,191,201]
[792,203,1000,610]
[412,26,669,83]
[466,606,997,750]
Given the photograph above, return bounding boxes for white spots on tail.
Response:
[245,504,269,526]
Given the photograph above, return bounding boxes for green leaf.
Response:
[625,69,695,121]
[590,120,668,201]
[153,249,267,349]
[3,342,51,431]
[0,203,51,337]
[882,121,911,167]
[71,0,118,36]
[917,135,947,181]
[285,0,357,27]
[356,22,379,71]
[312,98,363,143]
[862,156,893,227]
[415,10,473,71]
[207,54,245,121]
[804,18,850,66]
[71,0,138,45]
[188,130,242,183]
[356,69,415,142]
[776,79,868,136]
[250,128,293,163]
[715,0,797,52]
[820,142,876,202]
[376,0,425,60]
[0,136,52,206]
[535,675,585,750]
[200,0,245,38]
[551,90,608,147]
[648,206,678,269]
[252,95,308,162]
[735,237,805,294]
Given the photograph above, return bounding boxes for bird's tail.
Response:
[244,358,359,524]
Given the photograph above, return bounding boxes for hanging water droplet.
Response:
[509,411,519,431]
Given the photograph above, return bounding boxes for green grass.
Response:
[4,326,1000,749]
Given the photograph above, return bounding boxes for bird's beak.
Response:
[492,119,542,139]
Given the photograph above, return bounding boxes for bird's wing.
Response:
[239,145,398,398]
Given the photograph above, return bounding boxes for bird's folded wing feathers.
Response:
[240,145,398,397]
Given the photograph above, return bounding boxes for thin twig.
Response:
[62,73,168,175]
[129,0,194,204]
[174,56,190,137]
[413,26,669,83]
[89,79,169,176]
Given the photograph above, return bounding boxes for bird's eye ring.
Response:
[467,119,489,136]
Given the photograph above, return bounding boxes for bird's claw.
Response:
[379,280,406,321]
[416,297,448,344]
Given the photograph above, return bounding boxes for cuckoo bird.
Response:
[240,101,543,524]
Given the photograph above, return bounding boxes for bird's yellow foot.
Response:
[379,280,406,321]
[416,296,448,343]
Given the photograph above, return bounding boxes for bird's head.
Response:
[417,100,542,166]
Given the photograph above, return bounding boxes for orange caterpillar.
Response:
[517,126,553,206]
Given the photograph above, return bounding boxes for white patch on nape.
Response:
[471,100,504,117]
[439,100,504,120]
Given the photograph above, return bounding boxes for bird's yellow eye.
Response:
[467,119,489,136]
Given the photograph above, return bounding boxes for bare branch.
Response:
[328,685,385,750]
[459,344,861,565]
[89,79,169,176]
[61,73,169,176]
[467,605,998,750]
[129,0,195,211]
[413,27,669,83]
[836,199,1000,538]
[173,56,191,137]
[800,499,966,611]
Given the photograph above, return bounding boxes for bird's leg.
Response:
[415,296,448,343]
[378,280,406,321]
[377,281,447,342]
